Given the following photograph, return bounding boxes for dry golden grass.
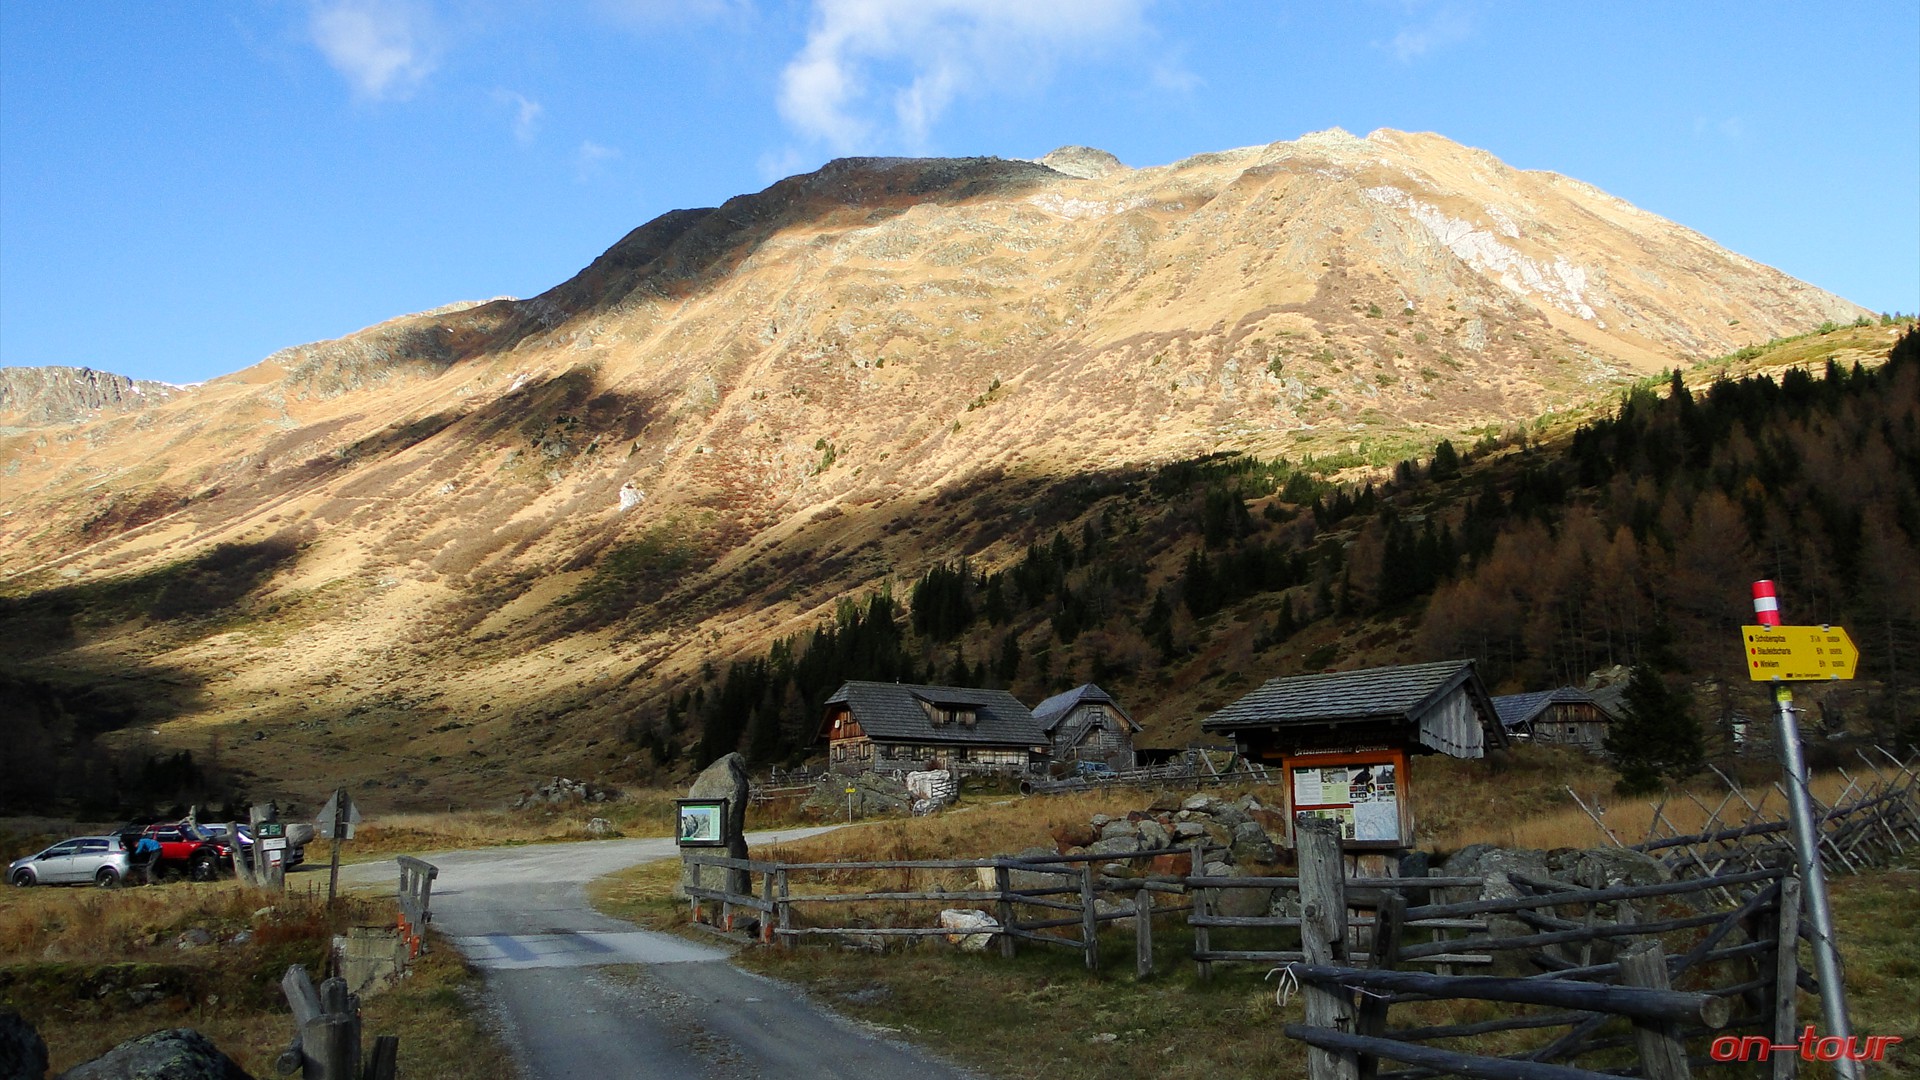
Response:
[0,880,502,1077]
[305,787,695,863]
[1414,747,1891,854]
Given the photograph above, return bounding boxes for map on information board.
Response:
[1292,760,1401,843]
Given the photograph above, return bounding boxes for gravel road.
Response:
[337,830,982,1080]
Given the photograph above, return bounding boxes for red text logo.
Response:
[1711,1029,1903,1063]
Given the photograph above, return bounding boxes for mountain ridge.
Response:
[0,127,1882,808]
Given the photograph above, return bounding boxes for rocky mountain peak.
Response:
[0,366,179,428]
[1037,145,1127,179]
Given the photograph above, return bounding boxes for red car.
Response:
[117,822,235,882]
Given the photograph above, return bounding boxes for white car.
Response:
[9,836,132,887]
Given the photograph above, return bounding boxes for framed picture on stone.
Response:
[675,799,728,847]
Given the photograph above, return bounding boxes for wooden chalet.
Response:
[820,681,1048,776]
[1202,659,1505,851]
[1031,683,1140,770]
[1492,686,1619,753]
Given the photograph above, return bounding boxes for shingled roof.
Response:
[1031,683,1140,735]
[1492,686,1617,730]
[825,681,1047,747]
[1201,659,1504,756]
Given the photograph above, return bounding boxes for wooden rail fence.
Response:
[686,805,1818,1079]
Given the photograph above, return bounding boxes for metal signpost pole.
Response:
[1752,580,1859,1080]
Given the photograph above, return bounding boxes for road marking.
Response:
[453,931,726,970]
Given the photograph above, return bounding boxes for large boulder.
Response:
[678,752,750,901]
[1048,822,1099,852]
[905,769,953,806]
[1005,846,1070,892]
[937,909,999,951]
[0,1007,47,1080]
[1550,847,1673,889]
[1230,820,1279,865]
[60,1029,252,1080]
[1137,818,1172,850]
[1200,862,1273,919]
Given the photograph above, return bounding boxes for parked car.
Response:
[200,822,310,870]
[1074,760,1116,778]
[9,836,132,887]
[114,822,235,882]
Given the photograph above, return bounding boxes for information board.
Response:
[1288,751,1406,846]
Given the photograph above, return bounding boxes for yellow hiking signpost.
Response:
[1741,624,1859,681]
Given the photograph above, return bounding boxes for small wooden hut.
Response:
[1202,659,1505,852]
[1031,683,1140,770]
[1492,686,1619,753]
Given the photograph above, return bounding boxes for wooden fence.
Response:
[683,844,1220,972]
[684,812,1824,1079]
[1567,749,1920,888]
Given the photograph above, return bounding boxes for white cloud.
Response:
[1385,3,1474,63]
[495,90,545,144]
[778,0,1152,153]
[576,140,621,182]
[309,0,440,101]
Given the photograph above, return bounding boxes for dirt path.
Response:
[336,830,983,1080]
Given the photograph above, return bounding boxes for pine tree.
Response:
[1604,664,1705,793]
[997,633,1022,684]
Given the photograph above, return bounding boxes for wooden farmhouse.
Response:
[1492,686,1619,753]
[820,681,1048,776]
[1202,659,1505,851]
[1031,683,1141,770]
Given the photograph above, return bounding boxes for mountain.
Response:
[0,129,1881,810]
[0,366,182,428]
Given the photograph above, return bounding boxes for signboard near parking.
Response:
[316,790,362,840]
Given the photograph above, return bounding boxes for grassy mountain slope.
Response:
[0,129,1892,811]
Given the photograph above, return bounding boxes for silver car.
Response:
[8,835,132,887]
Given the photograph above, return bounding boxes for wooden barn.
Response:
[1492,686,1619,753]
[819,681,1048,776]
[1031,683,1140,770]
[1202,659,1505,851]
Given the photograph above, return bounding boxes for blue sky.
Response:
[3,2,1916,385]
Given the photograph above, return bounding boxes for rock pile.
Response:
[510,776,614,810]
[1039,791,1288,874]
[800,771,913,819]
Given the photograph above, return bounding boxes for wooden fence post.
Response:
[1190,839,1212,982]
[1135,884,1154,980]
[777,868,793,951]
[995,864,1016,959]
[1297,815,1358,1080]
[1620,942,1690,1080]
[1772,875,1803,1080]
[1080,863,1100,973]
[362,1035,398,1080]
[1356,891,1405,1080]
[760,870,776,944]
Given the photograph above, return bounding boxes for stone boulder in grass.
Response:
[1,1006,48,1080]
[59,1028,253,1080]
